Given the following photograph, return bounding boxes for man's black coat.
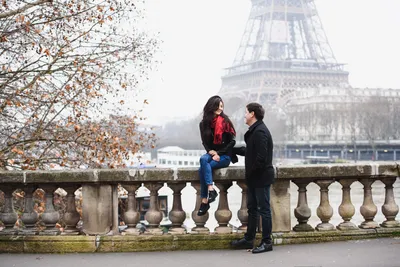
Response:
[233,120,275,188]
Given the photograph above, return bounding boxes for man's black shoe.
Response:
[252,241,273,254]
[231,238,254,249]
[208,190,218,203]
[197,202,210,216]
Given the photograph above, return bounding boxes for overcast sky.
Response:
[137,0,400,125]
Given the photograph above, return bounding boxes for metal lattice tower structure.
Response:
[219,0,349,115]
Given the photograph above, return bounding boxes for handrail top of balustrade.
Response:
[0,162,398,184]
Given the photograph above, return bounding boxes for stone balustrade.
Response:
[0,163,399,243]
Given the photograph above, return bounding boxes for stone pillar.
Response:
[63,185,81,234]
[292,180,313,231]
[359,179,379,229]
[82,185,112,235]
[191,183,209,234]
[237,182,248,232]
[20,186,39,232]
[40,185,60,234]
[168,183,187,234]
[111,185,119,235]
[271,180,291,232]
[214,182,232,233]
[144,183,163,234]
[337,179,358,230]
[122,184,141,234]
[0,185,18,233]
[380,178,399,228]
[315,180,334,231]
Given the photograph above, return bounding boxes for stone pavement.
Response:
[0,237,399,267]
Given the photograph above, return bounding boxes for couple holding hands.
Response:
[197,95,275,254]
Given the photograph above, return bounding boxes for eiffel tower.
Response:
[219,0,349,117]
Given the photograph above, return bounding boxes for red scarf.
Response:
[211,115,236,144]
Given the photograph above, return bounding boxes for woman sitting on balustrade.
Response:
[197,95,236,216]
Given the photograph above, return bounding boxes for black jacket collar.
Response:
[248,120,263,133]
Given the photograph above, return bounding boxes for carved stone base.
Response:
[123,228,141,235]
[380,220,399,228]
[316,223,335,231]
[145,228,163,235]
[190,227,210,234]
[237,225,247,233]
[168,227,187,235]
[61,229,80,235]
[19,229,39,235]
[293,223,314,232]
[38,229,61,235]
[214,226,232,234]
[0,229,18,235]
[337,221,359,231]
[359,221,379,229]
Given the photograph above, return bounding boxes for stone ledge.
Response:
[0,229,399,253]
[1,163,398,184]
[0,236,96,253]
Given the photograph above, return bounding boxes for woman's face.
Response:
[214,101,224,116]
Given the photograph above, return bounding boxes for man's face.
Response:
[245,108,254,126]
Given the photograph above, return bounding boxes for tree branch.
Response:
[0,0,53,20]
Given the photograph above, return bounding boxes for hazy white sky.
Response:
[137,0,400,125]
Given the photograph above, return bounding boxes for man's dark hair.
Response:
[246,102,265,120]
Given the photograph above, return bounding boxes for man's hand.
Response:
[212,154,220,162]
[208,150,217,156]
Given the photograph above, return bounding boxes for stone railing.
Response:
[0,163,399,252]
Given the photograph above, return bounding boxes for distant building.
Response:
[156,146,244,168]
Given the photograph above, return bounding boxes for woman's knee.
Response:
[199,154,211,164]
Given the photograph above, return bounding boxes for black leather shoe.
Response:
[197,202,210,216]
[252,242,273,254]
[208,190,218,203]
[231,238,254,249]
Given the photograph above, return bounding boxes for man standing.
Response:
[231,102,275,254]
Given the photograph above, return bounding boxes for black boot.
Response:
[231,238,254,249]
[252,241,273,254]
[208,190,218,203]
[197,202,210,216]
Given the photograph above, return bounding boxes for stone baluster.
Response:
[191,182,209,234]
[168,183,187,234]
[315,179,334,231]
[271,180,291,232]
[20,186,39,233]
[237,182,248,232]
[337,179,358,230]
[380,178,399,228]
[359,178,379,229]
[0,186,18,233]
[40,185,60,234]
[122,184,141,234]
[214,182,233,233]
[144,183,164,234]
[62,185,81,234]
[292,180,313,231]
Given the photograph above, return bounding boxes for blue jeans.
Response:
[198,153,231,198]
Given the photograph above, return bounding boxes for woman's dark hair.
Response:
[246,102,265,120]
[200,95,235,140]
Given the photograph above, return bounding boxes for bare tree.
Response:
[0,0,158,169]
[358,96,391,160]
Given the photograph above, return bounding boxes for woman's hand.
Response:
[208,150,217,156]
[212,154,220,162]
